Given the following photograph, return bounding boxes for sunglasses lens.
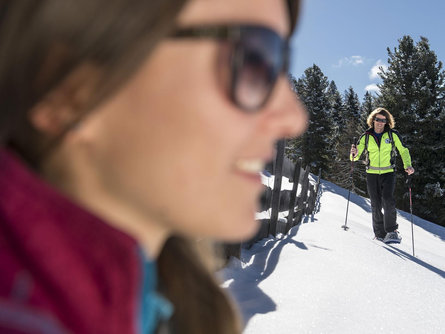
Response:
[232,27,287,111]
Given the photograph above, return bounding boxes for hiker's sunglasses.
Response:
[172,25,290,111]
[374,117,387,123]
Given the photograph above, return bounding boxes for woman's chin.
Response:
[218,216,260,243]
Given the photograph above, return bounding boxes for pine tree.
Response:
[343,86,363,136]
[286,74,303,161]
[288,65,335,173]
[361,91,376,119]
[339,87,366,194]
[325,81,346,185]
[378,35,445,226]
[327,81,344,131]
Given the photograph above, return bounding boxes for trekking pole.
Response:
[406,175,415,257]
[342,137,357,231]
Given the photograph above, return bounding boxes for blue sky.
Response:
[289,0,445,101]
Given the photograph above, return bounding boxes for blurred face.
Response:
[55,0,307,244]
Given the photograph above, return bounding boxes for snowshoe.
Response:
[383,231,402,244]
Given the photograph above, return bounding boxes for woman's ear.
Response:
[29,63,99,137]
[30,97,77,137]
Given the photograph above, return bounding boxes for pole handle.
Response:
[406,174,412,188]
[350,137,357,168]
[351,137,357,148]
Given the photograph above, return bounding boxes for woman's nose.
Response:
[260,76,308,140]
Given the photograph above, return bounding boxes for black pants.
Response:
[366,172,398,238]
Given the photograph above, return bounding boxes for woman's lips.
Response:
[235,159,264,174]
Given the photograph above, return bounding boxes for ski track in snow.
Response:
[221,179,445,334]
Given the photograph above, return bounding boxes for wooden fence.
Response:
[223,139,322,260]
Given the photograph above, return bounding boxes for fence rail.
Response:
[223,139,321,260]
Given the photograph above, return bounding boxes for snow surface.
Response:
[221,179,445,334]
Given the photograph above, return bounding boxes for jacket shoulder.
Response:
[390,129,406,145]
[357,132,368,145]
[389,129,400,140]
[359,128,372,141]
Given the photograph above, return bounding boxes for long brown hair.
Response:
[0,0,187,165]
[0,1,300,333]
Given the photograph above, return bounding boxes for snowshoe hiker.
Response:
[350,108,414,244]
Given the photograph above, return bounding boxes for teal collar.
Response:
[138,249,173,334]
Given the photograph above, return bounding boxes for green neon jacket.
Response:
[350,128,412,174]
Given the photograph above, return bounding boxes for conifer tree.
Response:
[361,91,376,120]
[343,86,363,136]
[289,65,335,173]
[286,74,303,162]
[327,81,344,131]
[340,87,366,194]
[325,81,346,185]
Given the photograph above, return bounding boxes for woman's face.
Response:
[59,0,307,243]
[373,113,387,133]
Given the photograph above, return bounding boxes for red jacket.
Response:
[0,149,144,333]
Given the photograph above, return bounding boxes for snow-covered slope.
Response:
[221,179,445,334]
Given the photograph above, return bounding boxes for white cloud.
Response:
[350,55,364,65]
[365,84,380,93]
[334,55,365,68]
[369,60,388,80]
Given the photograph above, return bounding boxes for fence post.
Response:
[300,167,310,205]
[294,165,310,226]
[313,168,322,212]
[315,168,322,196]
[306,185,316,214]
[268,139,285,237]
[285,158,301,234]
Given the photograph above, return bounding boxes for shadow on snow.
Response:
[321,180,372,214]
[381,244,445,279]
[223,177,444,330]
[397,210,445,242]
[223,225,329,329]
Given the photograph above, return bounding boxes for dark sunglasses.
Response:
[171,25,290,111]
[374,117,387,123]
